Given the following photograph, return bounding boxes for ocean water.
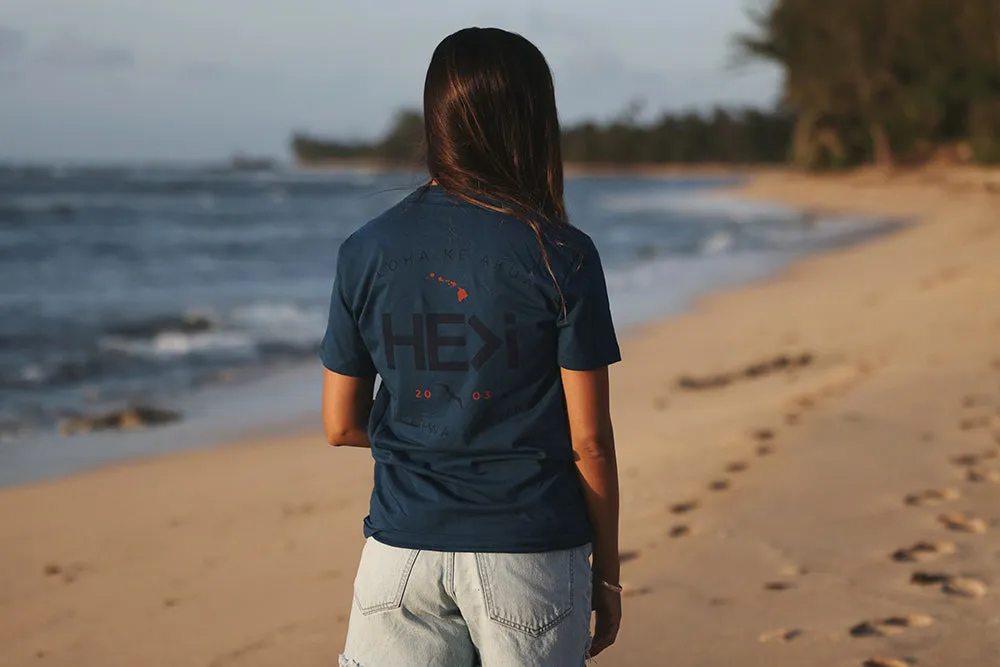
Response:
[0,165,902,484]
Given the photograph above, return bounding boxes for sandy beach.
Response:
[2,170,999,666]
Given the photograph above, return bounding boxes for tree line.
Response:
[293,0,1000,169]
[738,0,1000,167]
[291,106,795,167]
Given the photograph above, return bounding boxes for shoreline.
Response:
[0,178,904,490]
[3,170,1000,666]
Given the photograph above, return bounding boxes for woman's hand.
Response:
[590,581,622,657]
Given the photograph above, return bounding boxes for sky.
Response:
[0,0,780,162]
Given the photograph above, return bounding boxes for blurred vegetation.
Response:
[737,0,1000,168]
[292,110,426,164]
[293,1,1000,170]
[292,106,794,167]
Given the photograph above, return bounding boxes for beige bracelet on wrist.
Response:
[596,578,623,593]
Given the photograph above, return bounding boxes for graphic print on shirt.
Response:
[381,313,521,373]
[370,247,545,420]
[426,273,469,302]
[436,382,464,409]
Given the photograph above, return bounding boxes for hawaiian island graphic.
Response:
[427,273,469,302]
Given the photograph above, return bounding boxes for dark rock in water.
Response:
[105,312,216,339]
[59,406,181,436]
[51,203,76,218]
[635,245,657,260]
[0,421,22,443]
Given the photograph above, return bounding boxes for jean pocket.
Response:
[353,538,420,615]
[474,548,577,637]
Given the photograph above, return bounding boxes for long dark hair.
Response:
[424,27,570,310]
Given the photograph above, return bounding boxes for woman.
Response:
[321,27,622,667]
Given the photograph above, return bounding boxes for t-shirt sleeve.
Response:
[557,238,622,371]
[319,244,376,377]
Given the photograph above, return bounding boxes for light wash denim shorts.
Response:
[340,537,593,667]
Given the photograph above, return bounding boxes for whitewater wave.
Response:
[97,302,324,361]
[700,231,735,255]
[104,310,220,339]
[231,302,326,345]
[600,190,804,224]
[101,330,256,359]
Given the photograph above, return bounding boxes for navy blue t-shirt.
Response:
[320,185,621,552]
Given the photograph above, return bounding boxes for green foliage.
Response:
[291,110,426,165]
[736,0,1000,167]
[972,137,1000,165]
[292,106,794,166]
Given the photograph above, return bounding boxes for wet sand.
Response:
[2,170,1000,666]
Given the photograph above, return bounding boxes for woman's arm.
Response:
[561,366,621,657]
[322,369,376,448]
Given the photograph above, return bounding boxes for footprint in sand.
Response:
[904,488,960,507]
[669,524,692,538]
[725,461,749,474]
[910,571,950,586]
[952,453,984,467]
[756,444,776,457]
[43,562,89,584]
[619,550,641,564]
[752,428,775,442]
[967,468,1000,484]
[764,581,795,592]
[891,541,956,563]
[670,500,700,514]
[758,628,803,643]
[961,395,994,408]
[795,395,816,410]
[959,415,993,431]
[911,572,989,598]
[850,614,933,638]
[623,586,654,599]
[943,577,989,598]
[709,478,732,492]
[863,659,915,667]
[938,512,988,534]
